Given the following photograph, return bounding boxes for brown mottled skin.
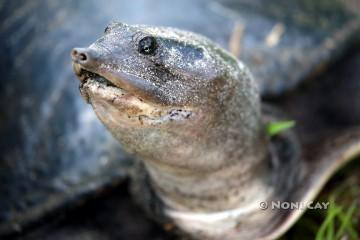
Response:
[71,22,360,239]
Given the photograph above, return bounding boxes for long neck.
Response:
[142,79,273,212]
[145,146,271,213]
[116,61,286,239]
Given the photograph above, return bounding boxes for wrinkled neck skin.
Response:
[141,105,274,235]
[135,79,269,213]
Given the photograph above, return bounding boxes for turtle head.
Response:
[71,22,226,105]
[71,22,263,171]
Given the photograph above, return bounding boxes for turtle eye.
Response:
[138,36,157,55]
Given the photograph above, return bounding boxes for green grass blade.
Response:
[266,120,295,137]
[315,198,341,240]
[335,202,358,240]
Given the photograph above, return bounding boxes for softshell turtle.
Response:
[1,0,360,239]
[69,22,360,239]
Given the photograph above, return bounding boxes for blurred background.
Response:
[0,0,359,239]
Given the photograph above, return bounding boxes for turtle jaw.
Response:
[72,62,194,127]
[72,62,159,124]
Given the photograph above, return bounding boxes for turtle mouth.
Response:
[72,62,117,88]
[72,61,157,103]
[72,62,193,125]
[72,62,152,112]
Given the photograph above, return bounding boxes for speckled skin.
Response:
[71,23,360,239]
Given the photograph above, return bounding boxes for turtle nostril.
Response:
[79,53,87,61]
[71,48,89,63]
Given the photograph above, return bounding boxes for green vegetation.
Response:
[281,160,360,240]
[266,121,296,137]
[315,198,358,240]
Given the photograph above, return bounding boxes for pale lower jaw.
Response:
[83,78,160,114]
[81,78,193,126]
